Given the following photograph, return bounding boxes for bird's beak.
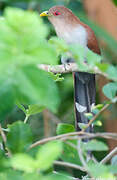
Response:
[40,11,49,17]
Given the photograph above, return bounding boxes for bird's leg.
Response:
[61,54,74,71]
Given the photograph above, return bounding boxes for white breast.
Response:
[56,25,88,47]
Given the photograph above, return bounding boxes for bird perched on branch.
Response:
[40,6,100,133]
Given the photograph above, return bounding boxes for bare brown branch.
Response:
[29,132,117,149]
[54,160,86,172]
[38,63,117,81]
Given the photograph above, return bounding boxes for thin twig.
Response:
[69,133,117,140]
[77,139,92,178]
[65,141,77,149]
[54,160,86,172]
[38,63,117,81]
[29,132,117,149]
[29,131,84,149]
[38,63,78,74]
[24,115,29,124]
[0,124,6,143]
[82,103,110,132]
[66,141,98,164]
[100,147,117,164]
[77,139,88,170]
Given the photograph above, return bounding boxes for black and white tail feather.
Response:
[61,57,96,159]
[74,72,95,134]
[61,57,96,135]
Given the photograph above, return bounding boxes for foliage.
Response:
[0,121,117,179]
[0,1,117,179]
[0,7,60,120]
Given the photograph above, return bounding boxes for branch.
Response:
[38,63,117,81]
[0,124,6,144]
[77,139,88,170]
[82,103,110,132]
[29,131,84,149]
[38,63,78,74]
[29,132,117,149]
[100,147,117,164]
[54,160,86,172]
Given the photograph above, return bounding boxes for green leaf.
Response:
[93,120,102,127]
[88,164,114,178]
[61,140,81,165]
[14,66,60,113]
[57,125,81,165]
[111,155,117,165]
[0,8,60,119]
[6,121,32,153]
[103,82,117,99]
[0,149,9,170]
[113,0,117,6]
[70,44,85,61]
[16,101,26,114]
[109,164,117,174]
[91,104,104,110]
[56,123,75,135]
[5,7,48,39]
[43,173,71,180]
[106,65,117,81]
[0,8,51,71]
[91,108,100,115]
[49,72,64,82]
[86,49,101,65]
[36,141,62,170]
[26,105,45,116]
[0,170,23,180]
[96,63,109,72]
[49,37,68,54]
[78,123,87,130]
[10,153,36,173]
[70,44,88,71]
[0,76,15,121]
[23,173,42,180]
[36,41,58,65]
[83,139,108,151]
[85,113,93,120]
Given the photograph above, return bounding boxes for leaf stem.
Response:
[24,115,29,124]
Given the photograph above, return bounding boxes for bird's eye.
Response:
[53,11,61,16]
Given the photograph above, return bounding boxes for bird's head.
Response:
[40,6,79,29]
[40,6,86,45]
[40,6,101,54]
[40,6,72,19]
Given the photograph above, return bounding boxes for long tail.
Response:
[74,72,96,133]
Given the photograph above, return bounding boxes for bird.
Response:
[40,6,101,133]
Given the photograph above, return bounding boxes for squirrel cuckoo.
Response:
[40,6,101,132]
